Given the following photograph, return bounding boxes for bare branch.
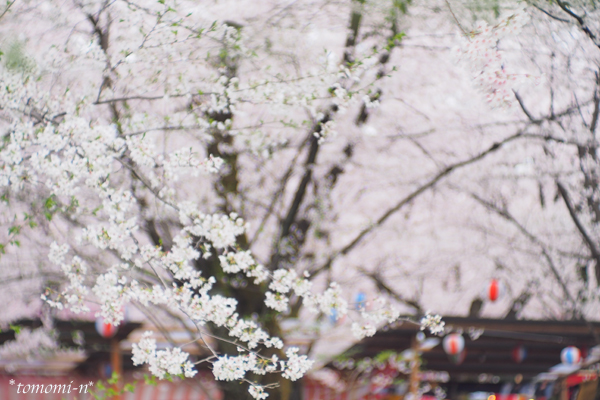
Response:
[465,190,577,309]
[444,0,468,36]
[520,132,580,146]
[556,181,600,287]
[94,94,179,104]
[0,0,14,22]
[555,0,600,49]
[359,268,422,313]
[590,70,600,134]
[249,139,308,246]
[532,4,570,23]
[467,190,600,341]
[513,91,541,124]
[311,131,527,276]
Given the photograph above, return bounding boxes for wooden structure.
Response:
[0,319,141,376]
[344,317,600,396]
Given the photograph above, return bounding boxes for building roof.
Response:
[344,317,600,382]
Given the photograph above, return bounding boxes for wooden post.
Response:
[111,337,122,400]
[409,357,420,398]
[562,378,569,400]
[409,338,420,400]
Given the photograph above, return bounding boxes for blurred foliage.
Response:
[2,40,35,73]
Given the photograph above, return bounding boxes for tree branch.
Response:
[249,139,308,246]
[589,69,600,134]
[532,4,570,23]
[467,190,600,341]
[513,91,541,124]
[555,0,600,49]
[465,190,577,310]
[311,131,526,276]
[556,181,600,286]
[0,0,14,22]
[359,268,422,313]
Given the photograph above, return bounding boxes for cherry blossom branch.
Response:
[112,156,180,211]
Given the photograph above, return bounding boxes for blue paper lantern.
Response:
[355,292,366,310]
[561,346,581,365]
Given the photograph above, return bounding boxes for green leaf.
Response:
[9,324,21,334]
[108,372,119,385]
[143,374,157,386]
[44,195,57,210]
[374,350,397,363]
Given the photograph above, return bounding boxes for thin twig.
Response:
[0,0,15,22]
[444,0,468,36]
[311,130,527,277]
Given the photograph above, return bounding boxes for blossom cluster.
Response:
[132,332,197,379]
[0,328,58,359]
[420,312,446,335]
[456,5,531,108]
[0,0,445,397]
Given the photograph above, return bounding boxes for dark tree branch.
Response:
[270,129,322,270]
[343,0,365,65]
[555,0,600,49]
[279,134,321,241]
[520,133,579,145]
[249,139,308,246]
[465,191,576,309]
[467,190,600,342]
[513,91,541,124]
[270,1,369,270]
[87,13,110,52]
[532,4,570,23]
[556,181,600,287]
[504,287,532,320]
[359,268,422,313]
[0,1,14,22]
[590,70,600,135]
[311,131,527,276]
[95,94,183,104]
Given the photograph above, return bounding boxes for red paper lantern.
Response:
[512,345,527,364]
[449,349,467,365]
[443,333,465,355]
[487,279,505,302]
[95,316,118,339]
